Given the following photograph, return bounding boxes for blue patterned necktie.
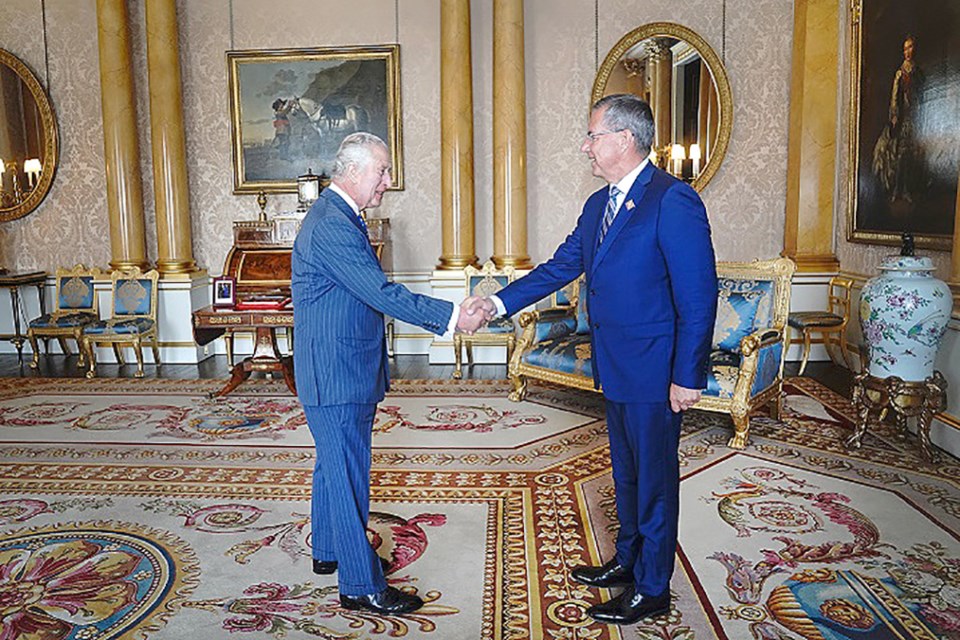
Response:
[357,213,369,237]
[598,185,621,245]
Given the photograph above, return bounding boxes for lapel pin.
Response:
[625,200,635,210]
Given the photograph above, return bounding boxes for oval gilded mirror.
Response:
[0,48,58,222]
[592,22,732,191]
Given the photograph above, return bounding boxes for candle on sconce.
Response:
[23,158,42,189]
[670,144,686,177]
[689,144,702,178]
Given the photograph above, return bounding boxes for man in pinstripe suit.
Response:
[292,133,484,614]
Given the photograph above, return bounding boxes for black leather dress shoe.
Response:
[339,586,424,615]
[571,558,633,588]
[587,585,670,625]
[312,556,391,575]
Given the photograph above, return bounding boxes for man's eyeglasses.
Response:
[584,129,624,143]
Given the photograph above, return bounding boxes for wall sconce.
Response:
[23,158,42,190]
[689,144,701,178]
[296,168,320,214]
[670,144,686,177]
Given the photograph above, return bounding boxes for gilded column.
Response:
[146,0,198,276]
[96,0,149,271]
[492,0,531,269]
[649,41,672,149]
[782,0,840,272]
[437,0,478,270]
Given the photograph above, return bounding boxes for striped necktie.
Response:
[357,213,369,237]
[598,185,621,245]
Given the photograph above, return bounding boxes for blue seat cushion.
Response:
[703,350,741,399]
[83,318,155,336]
[480,317,514,334]
[787,311,844,329]
[523,333,593,379]
[29,313,96,329]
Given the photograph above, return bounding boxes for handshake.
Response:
[455,296,498,335]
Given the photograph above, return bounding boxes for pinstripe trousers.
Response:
[303,403,387,596]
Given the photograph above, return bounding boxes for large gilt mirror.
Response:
[592,23,732,191]
[0,48,58,222]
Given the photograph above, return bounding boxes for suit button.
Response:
[590,289,597,296]
[593,322,600,329]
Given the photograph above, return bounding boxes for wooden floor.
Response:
[0,352,854,398]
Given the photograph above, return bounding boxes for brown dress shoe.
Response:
[570,558,633,588]
[587,585,670,625]
[339,586,424,615]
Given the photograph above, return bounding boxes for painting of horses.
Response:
[227,45,402,194]
[846,0,960,249]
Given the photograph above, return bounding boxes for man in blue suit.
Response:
[292,133,484,615]
[472,94,717,624]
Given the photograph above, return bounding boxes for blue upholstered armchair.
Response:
[27,264,102,369]
[508,257,796,449]
[82,267,161,379]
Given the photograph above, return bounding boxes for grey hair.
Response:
[591,94,655,154]
[332,132,388,177]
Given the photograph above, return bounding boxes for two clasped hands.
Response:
[454,296,498,335]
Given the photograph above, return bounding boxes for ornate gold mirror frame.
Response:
[592,22,733,191]
[0,48,59,222]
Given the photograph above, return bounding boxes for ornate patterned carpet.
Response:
[0,376,957,640]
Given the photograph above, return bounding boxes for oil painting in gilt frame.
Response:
[847,0,960,249]
[227,44,402,194]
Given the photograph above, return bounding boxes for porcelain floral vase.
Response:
[859,255,952,381]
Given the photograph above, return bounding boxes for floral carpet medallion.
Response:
[0,377,957,639]
[0,519,198,640]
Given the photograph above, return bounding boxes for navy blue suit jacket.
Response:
[291,189,453,406]
[497,164,717,403]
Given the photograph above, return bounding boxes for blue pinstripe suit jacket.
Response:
[291,189,453,406]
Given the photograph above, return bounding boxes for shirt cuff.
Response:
[489,294,507,318]
[446,304,461,335]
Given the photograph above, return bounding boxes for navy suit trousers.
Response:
[605,399,681,597]
[303,403,386,597]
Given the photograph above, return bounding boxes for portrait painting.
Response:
[847,0,960,249]
[228,45,402,194]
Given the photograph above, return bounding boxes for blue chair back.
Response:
[55,265,101,313]
[111,268,159,319]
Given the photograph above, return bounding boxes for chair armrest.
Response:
[739,327,784,357]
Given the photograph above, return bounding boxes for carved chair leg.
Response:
[728,406,751,449]
[113,343,125,365]
[84,338,97,379]
[28,331,40,369]
[508,372,528,402]
[74,331,86,367]
[134,339,145,378]
[57,337,71,357]
[466,340,474,367]
[151,333,161,368]
[224,332,234,369]
[452,334,463,380]
[798,330,812,376]
[838,332,852,370]
[770,389,783,421]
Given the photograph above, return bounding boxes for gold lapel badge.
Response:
[625,200,635,210]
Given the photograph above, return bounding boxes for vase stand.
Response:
[847,370,947,462]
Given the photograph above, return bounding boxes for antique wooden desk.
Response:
[193,305,295,397]
[0,270,48,365]
[194,214,389,397]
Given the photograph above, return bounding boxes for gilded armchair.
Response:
[508,258,796,449]
[82,267,161,378]
[27,264,102,369]
[453,261,516,379]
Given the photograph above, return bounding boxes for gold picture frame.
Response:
[227,44,403,194]
[846,0,959,249]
